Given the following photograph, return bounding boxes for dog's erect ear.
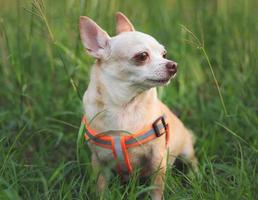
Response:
[79,16,110,59]
[115,12,135,34]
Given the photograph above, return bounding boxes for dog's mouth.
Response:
[146,78,171,85]
[147,73,177,84]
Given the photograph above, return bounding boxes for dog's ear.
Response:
[115,12,135,34]
[79,16,110,59]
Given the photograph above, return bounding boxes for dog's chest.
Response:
[85,102,154,133]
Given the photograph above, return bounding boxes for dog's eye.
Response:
[162,51,167,58]
[133,52,149,63]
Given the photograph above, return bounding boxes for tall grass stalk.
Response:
[181,25,228,116]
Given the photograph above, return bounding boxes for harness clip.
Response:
[153,116,167,137]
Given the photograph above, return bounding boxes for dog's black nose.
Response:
[166,62,177,75]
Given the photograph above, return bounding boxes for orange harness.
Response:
[82,115,170,174]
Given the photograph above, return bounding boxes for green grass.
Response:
[1,0,258,199]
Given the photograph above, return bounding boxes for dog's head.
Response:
[79,12,177,89]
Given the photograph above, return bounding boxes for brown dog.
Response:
[79,12,198,200]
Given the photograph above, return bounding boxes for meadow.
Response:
[0,0,258,199]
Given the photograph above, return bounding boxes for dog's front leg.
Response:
[150,156,167,200]
[92,154,107,194]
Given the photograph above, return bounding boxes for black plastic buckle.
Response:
[153,116,167,137]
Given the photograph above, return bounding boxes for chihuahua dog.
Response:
[79,12,198,200]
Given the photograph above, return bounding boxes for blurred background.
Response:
[0,0,258,199]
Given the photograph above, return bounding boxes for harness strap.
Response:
[111,136,132,173]
[83,116,168,148]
